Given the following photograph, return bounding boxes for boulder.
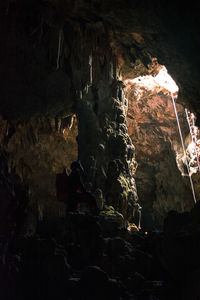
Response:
[100,205,124,227]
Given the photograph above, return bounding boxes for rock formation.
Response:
[125,69,200,229]
[127,89,195,229]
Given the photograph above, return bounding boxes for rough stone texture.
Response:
[73,23,138,219]
[127,90,199,229]
[0,114,78,233]
[1,1,200,118]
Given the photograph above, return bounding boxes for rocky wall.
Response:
[127,90,199,229]
[0,114,78,234]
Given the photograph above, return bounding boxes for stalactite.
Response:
[38,203,43,221]
[56,29,63,70]
[69,114,75,130]
[138,206,142,230]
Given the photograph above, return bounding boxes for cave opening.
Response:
[125,65,200,230]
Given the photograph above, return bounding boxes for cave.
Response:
[1,1,200,299]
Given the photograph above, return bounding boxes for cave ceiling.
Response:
[0,0,200,119]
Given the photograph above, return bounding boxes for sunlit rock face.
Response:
[126,71,200,229]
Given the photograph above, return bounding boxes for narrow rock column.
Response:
[73,24,138,220]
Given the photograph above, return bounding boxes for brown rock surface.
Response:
[0,114,78,233]
[127,88,200,229]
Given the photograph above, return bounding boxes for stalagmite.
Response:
[133,202,142,230]
[89,54,93,85]
[138,205,142,230]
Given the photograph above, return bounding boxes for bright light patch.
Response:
[187,141,198,175]
[125,66,179,100]
[154,67,179,94]
[187,141,196,157]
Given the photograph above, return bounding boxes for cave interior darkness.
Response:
[1,1,200,300]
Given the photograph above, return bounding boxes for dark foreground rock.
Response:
[1,204,200,300]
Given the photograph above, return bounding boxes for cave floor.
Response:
[2,206,200,300]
